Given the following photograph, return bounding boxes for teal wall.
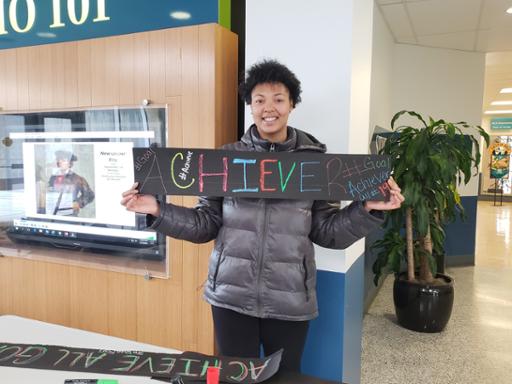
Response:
[0,0,220,49]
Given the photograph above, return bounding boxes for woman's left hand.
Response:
[364,177,404,212]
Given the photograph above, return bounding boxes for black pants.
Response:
[211,306,309,372]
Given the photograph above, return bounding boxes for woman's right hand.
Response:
[121,182,161,217]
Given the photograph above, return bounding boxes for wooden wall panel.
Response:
[51,44,66,108]
[118,36,135,105]
[0,49,18,111]
[199,25,216,149]
[91,39,107,106]
[105,37,121,105]
[15,48,30,110]
[40,46,53,110]
[0,256,13,314]
[107,272,137,340]
[165,29,182,98]
[69,267,109,334]
[45,263,71,326]
[28,46,42,109]
[136,277,183,348]
[181,27,200,147]
[11,258,47,320]
[217,27,239,147]
[0,51,7,109]
[63,43,78,108]
[0,24,237,354]
[77,41,92,107]
[133,33,150,103]
[149,30,166,102]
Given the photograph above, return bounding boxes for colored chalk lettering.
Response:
[199,359,221,376]
[228,360,248,381]
[133,147,391,202]
[130,356,155,373]
[260,159,278,192]
[326,157,347,195]
[0,346,23,362]
[54,349,71,366]
[198,154,228,193]
[0,342,282,383]
[153,357,177,374]
[277,161,296,192]
[232,158,258,193]
[171,152,195,189]
[139,155,169,194]
[69,352,86,367]
[12,346,47,365]
[178,358,201,377]
[112,354,140,372]
[300,161,321,192]
[249,359,271,380]
[84,352,107,368]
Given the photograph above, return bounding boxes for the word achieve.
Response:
[0,343,281,383]
[133,147,392,201]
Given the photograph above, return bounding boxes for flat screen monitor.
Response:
[0,106,166,261]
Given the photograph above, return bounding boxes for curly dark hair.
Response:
[239,59,302,107]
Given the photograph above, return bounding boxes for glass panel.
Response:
[0,106,168,279]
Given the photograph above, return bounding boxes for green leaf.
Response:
[372,110,486,285]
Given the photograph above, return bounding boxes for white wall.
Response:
[391,44,486,196]
[392,45,485,124]
[245,0,352,154]
[369,5,395,137]
[245,0,374,273]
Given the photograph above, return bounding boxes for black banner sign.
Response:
[133,148,391,201]
[0,343,281,383]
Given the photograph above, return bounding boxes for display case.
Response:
[0,106,169,278]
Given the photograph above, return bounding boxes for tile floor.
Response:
[361,201,512,384]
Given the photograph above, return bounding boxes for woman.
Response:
[121,60,404,371]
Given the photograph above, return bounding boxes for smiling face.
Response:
[250,82,294,143]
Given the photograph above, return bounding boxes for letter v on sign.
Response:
[278,161,296,192]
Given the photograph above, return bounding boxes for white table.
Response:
[0,315,181,384]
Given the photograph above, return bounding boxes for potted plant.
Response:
[372,110,489,332]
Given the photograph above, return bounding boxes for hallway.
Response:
[361,201,512,384]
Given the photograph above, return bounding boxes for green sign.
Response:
[491,118,512,130]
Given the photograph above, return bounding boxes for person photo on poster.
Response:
[121,59,404,372]
[47,149,95,217]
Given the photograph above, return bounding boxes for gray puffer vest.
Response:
[150,126,383,321]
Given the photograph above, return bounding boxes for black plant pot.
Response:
[393,273,454,333]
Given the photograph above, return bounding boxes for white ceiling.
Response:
[376,0,512,115]
[376,0,512,52]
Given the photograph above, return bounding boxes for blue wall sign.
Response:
[491,118,512,130]
[0,0,225,50]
